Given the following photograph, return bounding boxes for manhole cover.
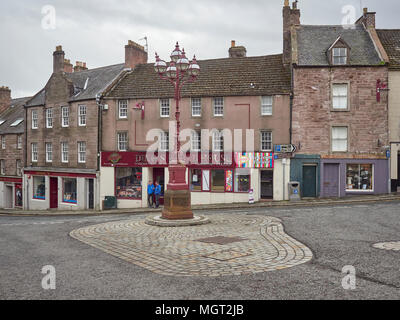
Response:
[204,250,253,261]
[195,236,247,245]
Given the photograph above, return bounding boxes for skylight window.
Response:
[0,120,5,126]
[10,119,23,127]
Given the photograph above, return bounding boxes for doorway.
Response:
[323,164,339,198]
[260,170,273,199]
[303,165,317,198]
[153,168,165,205]
[87,179,94,209]
[50,177,58,209]
[15,184,23,207]
[5,185,13,208]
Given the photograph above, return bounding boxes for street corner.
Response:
[69,214,313,277]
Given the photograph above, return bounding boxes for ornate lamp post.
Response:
[154,42,201,220]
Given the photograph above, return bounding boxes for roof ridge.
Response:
[69,63,124,74]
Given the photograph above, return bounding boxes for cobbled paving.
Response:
[70,214,313,277]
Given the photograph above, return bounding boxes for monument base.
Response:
[162,189,193,220]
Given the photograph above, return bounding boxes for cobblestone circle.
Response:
[70,214,313,277]
[373,241,400,251]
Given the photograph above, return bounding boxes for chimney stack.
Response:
[356,8,376,28]
[229,40,247,58]
[0,86,11,115]
[125,40,148,69]
[74,61,88,72]
[283,1,301,66]
[53,45,65,73]
[64,59,73,73]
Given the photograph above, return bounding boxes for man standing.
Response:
[154,181,162,209]
[147,181,155,208]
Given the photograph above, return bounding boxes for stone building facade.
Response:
[284,2,390,197]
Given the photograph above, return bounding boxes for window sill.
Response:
[62,201,77,205]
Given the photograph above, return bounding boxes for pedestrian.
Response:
[154,181,162,209]
[147,181,155,208]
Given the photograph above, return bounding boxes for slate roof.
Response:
[25,63,125,107]
[296,24,382,66]
[106,54,291,99]
[0,97,31,135]
[377,29,400,70]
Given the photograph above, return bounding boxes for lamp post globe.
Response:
[188,56,200,77]
[170,42,182,63]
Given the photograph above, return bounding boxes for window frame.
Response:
[16,159,22,176]
[17,135,22,149]
[213,97,224,117]
[345,164,374,192]
[331,126,349,152]
[62,177,78,204]
[31,143,38,163]
[46,108,53,129]
[78,105,87,127]
[261,96,273,116]
[260,130,273,152]
[45,143,53,163]
[332,47,348,65]
[191,97,202,117]
[191,130,201,152]
[115,167,143,200]
[331,82,350,111]
[0,159,5,175]
[61,142,69,163]
[212,130,224,152]
[118,100,128,119]
[32,110,38,129]
[1,135,5,149]
[77,141,86,163]
[117,132,128,152]
[61,106,70,127]
[33,176,46,200]
[159,131,169,152]
[160,99,170,118]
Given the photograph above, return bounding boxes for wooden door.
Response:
[50,177,58,209]
[303,166,317,198]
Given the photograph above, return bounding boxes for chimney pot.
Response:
[53,45,65,73]
[231,40,236,48]
[0,86,11,114]
[284,0,289,7]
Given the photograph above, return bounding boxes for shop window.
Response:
[190,169,202,191]
[346,164,373,191]
[33,176,45,200]
[211,169,225,191]
[63,178,77,203]
[235,168,251,193]
[116,167,142,199]
[202,170,210,191]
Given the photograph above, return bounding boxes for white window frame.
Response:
[332,126,348,152]
[61,142,69,163]
[17,135,22,149]
[1,136,5,149]
[78,142,86,163]
[191,98,202,117]
[332,47,347,65]
[212,130,224,152]
[0,160,4,175]
[191,130,201,151]
[118,132,128,152]
[31,143,38,162]
[32,110,38,129]
[332,83,349,110]
[261,131,272,151]
[213,97,224,117]
[16,159,22,176]
[78,105,87,127]
[61,106,70,127]
[118,100,128,119]
[261,96,273,116]
[159,131,169,152]
[160,99,170,118]
[45,143,53,163]
[46,108,53,128]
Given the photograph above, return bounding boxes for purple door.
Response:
[323,164,339,198]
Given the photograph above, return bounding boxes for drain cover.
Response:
[195,236,247,245]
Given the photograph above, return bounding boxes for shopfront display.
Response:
[346,164,373,191]
[234,169,251,193]
[63,178,77,204]
[33,176,45,200]
[116,167,143,199]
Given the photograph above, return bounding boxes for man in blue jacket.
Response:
[154,181,162,208]
[147,181,155,208]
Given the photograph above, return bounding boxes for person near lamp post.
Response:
[154,181,162,209]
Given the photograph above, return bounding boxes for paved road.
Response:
[0,202,399,300]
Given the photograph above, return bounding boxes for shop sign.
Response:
[235,153,274,168]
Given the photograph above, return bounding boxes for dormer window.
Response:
[328,36,350,66]
[332,48,347,65]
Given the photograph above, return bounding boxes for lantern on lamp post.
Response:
[154,42,201,220]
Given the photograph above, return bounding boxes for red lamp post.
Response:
[154,42,201,220]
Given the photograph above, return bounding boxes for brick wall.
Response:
[292,66,389,156]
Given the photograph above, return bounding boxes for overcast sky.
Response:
[1,0,399,98]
